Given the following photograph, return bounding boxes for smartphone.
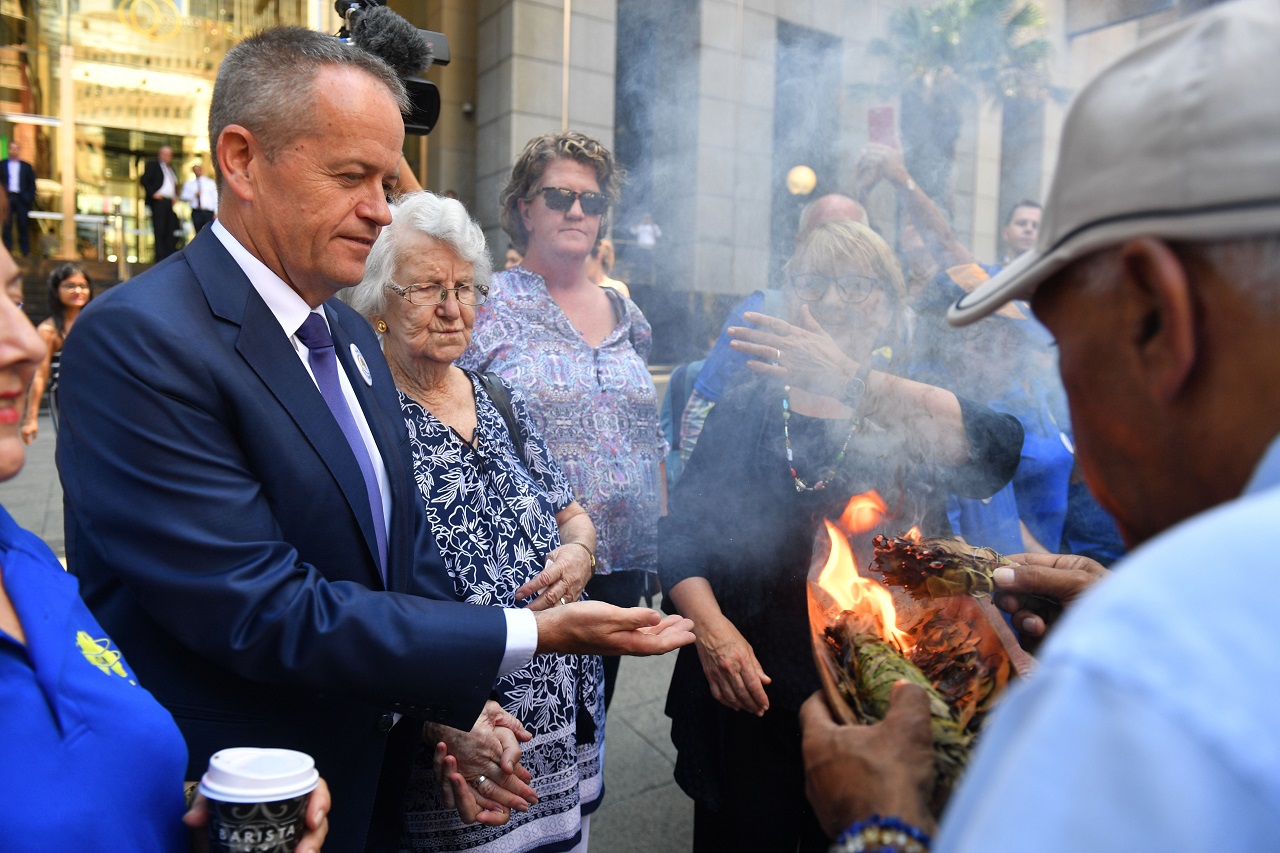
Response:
[868,105,897,148]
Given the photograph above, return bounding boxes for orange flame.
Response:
[817,520,910,650]
[903,525,922,542]
[838,490,889,536]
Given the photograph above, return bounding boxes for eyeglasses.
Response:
[787,272,881,304]
[537,186,609,216]
[389,281,489,306]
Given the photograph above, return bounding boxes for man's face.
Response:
[1032,253,1157,546]
[246,66,403,305]
[159,146,173,164]
[1003,206,1041,258]
[8,142,19,160]
[192,164,203,178]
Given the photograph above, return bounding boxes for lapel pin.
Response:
[351,344,373,386]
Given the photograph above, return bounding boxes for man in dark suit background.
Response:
[139,144,179,261]
[3,141,36,258]
[58,27,693,853]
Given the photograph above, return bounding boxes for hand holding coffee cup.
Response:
[189,748,330,853]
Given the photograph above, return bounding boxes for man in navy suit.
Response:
[57,27,692,853]
[3,141,36,258]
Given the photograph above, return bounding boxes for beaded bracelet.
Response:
[831,814,931,853]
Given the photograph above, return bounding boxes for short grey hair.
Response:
[344,191,493,321]
[208,27,408,190]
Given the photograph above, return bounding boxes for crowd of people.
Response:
[4,1,1277,851]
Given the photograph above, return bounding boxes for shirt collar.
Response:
[210,220,318,337]
[1244,433,1280,497]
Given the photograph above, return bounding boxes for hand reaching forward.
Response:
[799,684,937,840]
[534,601,694,657]
[994,552,1109,652]
[728,306,858,399]
[426,700,537,826]
[693,613,771,716]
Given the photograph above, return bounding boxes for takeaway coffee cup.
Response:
[199,747,319,853]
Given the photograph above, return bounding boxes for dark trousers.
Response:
[148,198,178,261]
[192,209,214,233]
[3,200,30,256]
[584,569,653,710]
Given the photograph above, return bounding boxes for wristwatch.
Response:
[841,362,873,410]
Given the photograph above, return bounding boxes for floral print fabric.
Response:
[398,373,605,853]
[460,267,667,577]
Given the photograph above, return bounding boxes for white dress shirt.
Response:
[181,176,218,211]
[210,221,536,675]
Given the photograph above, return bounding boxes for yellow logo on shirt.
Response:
[75,630,136,684]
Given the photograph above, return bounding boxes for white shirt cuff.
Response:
[499,608,538,676]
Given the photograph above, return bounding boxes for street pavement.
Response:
[1,411,696,851]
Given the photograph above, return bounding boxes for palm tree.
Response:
[866,0,1056,213]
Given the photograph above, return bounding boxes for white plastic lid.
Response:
[198,747,319,804]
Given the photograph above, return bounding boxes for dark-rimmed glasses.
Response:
[538,186,609,216]
[389,282,489,307]
[787,272,880,304]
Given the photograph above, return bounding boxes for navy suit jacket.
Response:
[56,229,507,851]
[6,158,35,208]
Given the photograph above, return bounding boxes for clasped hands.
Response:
[428,700,538,826]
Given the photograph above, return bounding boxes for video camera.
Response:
[335,0,449,135]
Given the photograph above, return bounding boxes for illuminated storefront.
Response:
[0,0,329,265]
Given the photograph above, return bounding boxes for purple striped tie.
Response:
[295,313,388,579]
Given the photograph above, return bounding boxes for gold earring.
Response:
[375,319,387,333]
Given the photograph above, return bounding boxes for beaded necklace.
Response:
[781,385,861,492]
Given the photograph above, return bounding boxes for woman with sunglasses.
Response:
[344,190,605,853]
[21,262,92,444]
[461,131,666,711]
[658,220,1023,851]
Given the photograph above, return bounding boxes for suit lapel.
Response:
[184,233,386,587]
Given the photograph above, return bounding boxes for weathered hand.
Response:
[516,546,593,611]
[437,750,517,826]
[994,552,1109,650]
[184,778,332,853]
[693,613,771,715]
[534,601,695,657]
[426,700,537,819]
[799,685,937,839]
[728,306,857,398]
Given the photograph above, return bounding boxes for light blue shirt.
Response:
[937,434,1280,851]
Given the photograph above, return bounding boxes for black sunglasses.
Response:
[538,186,609,216]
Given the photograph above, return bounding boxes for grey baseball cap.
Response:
[949,0,1280,326]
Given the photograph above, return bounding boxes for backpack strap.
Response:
[474,370,527,464]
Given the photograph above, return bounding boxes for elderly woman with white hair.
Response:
[344,191,604,853]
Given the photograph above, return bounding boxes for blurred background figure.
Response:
[662,220,1021,851]
[503,245,523,270]
[629,211,661,250]
[346,190,603,853]
[462,131,667,712]
[181,163,218,234]
[1000,199,1042,264]
[586,238,629,298]
[140,146,179,262]
[2,142,35,259]
[21,263,93,444]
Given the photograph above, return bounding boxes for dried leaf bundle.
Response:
[824,611,973,811]
[872,534,1012,599]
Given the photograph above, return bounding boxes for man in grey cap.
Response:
[797,1,1280,850]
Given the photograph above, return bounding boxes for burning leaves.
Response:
[873,533,1012,599]
[809,494,1031,816]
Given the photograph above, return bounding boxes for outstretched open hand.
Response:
[728,305,857,398]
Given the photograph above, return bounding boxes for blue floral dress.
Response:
[398,373,606,853]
